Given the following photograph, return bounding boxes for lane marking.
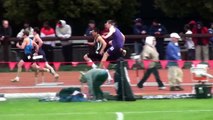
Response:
[0,109,213,117]
[116,112,124,120]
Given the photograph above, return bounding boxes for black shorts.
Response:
[22,54,33,62]
[36,48,47,62]
[107,46,123,60]
[87,53,103,61]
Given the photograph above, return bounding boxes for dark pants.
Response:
[62,44,72,62]
[93,72,108,100]
[138,67,164,87]
[187,49,195,60]
[42,44,54,62]
[156,39,165,60]
[0,41,10,61]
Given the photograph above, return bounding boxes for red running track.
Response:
[0,69,212,95]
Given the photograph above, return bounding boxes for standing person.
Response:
[149,19,167,60]
[40,21,56,62]
[184,24,195,60]
[33,27,59,81]
[191,22,209,61]
[133,18,148,55]
[55,20,72,62]
[79,68,108,101]
[0,20,13,61]
[208,23,213,59]
[84,20,96,36]
[137,36,166,90]
[17,22,34,38]
[11,31,49,82]
[166,33,184,91]
[83,28,107,68]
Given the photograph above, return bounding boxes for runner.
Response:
[83,28,107,68]
[100,20,126,68]
[33,27,59,81]
[11,31,49,82]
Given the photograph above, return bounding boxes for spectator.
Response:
[208,23,213,59]
[166,33,183,91]
[40,21,55,62]
[0,20,13,61]
[80,68,108,101]
[55,20,72,62]
[133,18,148,55]
[149,19,167,60]
[137,36,166,90]
[17,22,34,38]
[184,24,195,60]
[191,21,209,61]
[84,20,96,36]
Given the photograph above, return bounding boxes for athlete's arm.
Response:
[33,41,39,54]
[121,32,125,44]
[16,38,27,49]
[97,36,107,55]
[102,26,115,39]
[33,34,43,48]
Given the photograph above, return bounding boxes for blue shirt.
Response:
[24,38,33,55]
[166,42,181,66]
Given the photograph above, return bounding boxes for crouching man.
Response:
[80,68,108,101]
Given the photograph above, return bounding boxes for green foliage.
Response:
[154,0,213,20]
[2,0,139,29]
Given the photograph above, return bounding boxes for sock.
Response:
[88,60,97,68]
[106,69,113,81]
[92,63,97,68]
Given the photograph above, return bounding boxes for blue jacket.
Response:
[149,24,167,35]
[208,28,213,43]
[166,42,181,66]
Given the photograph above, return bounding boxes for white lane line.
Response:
[0,109,212,117]
[116,112,124,120]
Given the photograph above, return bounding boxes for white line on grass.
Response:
[0,110,213,117]
[116,112,124,120]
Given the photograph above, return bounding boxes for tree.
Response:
[154,0,213,20]
[2,0,139,34]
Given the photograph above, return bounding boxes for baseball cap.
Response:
[170,33,181,39]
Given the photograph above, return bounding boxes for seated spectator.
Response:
[40,21,56,62]
[133,18,148,55]
[0,20,13,61]
[55,20,72,62]
[17,22,34,38]
[149,19,167,60]
[84,20,96,36]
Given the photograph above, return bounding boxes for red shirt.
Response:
[192,27,209,45]
[41,27,55,36]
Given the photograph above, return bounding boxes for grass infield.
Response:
[0,99,213,120]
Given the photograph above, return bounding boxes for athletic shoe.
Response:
[11,77,19,82]
[175,86,184,91]
[122,49,127,56]
[159,86,166,90]
[54,73,59,81]
[137,83,143,88]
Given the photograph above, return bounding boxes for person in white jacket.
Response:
[17,22,34,38]
[55,20,72,62]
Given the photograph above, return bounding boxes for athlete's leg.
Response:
[45,62,59,81]
[84,53,97,68]
[11,60,24,82]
